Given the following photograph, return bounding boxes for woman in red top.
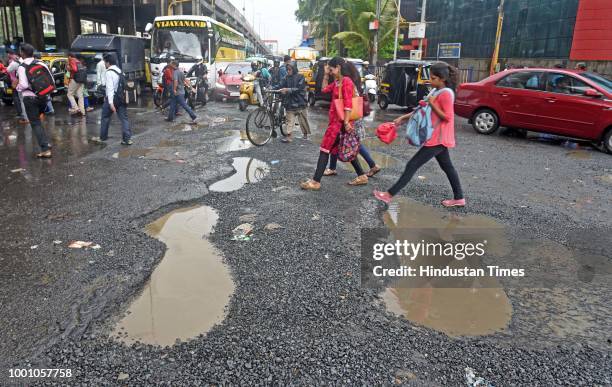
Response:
[300,57,367,191]
[374,62,465,207]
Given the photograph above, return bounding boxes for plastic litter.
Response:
[272,186,289,192]
[10,168,25,173]
[270,160,280,165]
[417,175,426,180]
[53,240,62,245]
[375,122,397,144]
[465,367,494,387]
[30,245,39,250]
[117,372,129,381]
[68,241,101,249]
[232,223,253,241]
[312,213,321,221]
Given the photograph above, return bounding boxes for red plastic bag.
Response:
[376,122,397,144]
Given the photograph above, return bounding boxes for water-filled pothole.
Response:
[209,157,270,192]
[381,197,513,337]
[112,206,234,346]
[216,130,252,153]
[339,150,400,170]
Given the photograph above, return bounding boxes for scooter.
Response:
[187,75,208,109]
[238,74,260,111]
[364,74,377,103]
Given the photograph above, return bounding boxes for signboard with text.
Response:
[408,22,426,39]
[437,43,461,59]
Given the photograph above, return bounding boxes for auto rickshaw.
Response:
[307,57,366,106]
[377,60,432,110]
[40,52,70,96]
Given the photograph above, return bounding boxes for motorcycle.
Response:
[364,74,377,103]
[187,75,209,110]
[238,74,261,111]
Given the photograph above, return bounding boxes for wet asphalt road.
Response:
[0,94,611,385]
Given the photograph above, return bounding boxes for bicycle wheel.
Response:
[278,105,288,137]
[246,107,274,146]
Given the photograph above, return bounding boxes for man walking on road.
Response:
[67,52,86,116]
[279,55,291,81]
[166,60,197,123]
[279,63,311,142]
[91,54,133,145]
[16,43,53,158]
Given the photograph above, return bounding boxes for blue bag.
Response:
[405,88,453,147]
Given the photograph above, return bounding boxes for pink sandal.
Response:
[373,190,392,204]
[441,198,466,208]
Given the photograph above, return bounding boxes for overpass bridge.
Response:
[0,0,270,55]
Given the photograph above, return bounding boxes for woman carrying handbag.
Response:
[300,57,368,191]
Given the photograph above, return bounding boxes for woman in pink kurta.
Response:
[300,57,367,191]
[374,62,465,207]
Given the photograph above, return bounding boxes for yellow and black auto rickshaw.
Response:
[307,57,365,106]
[377,60,432,110]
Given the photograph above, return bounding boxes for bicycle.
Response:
[245,89,288,146]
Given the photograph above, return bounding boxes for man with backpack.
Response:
[16,43,55,158]
[91,53,132,145]
[67,52,87,116]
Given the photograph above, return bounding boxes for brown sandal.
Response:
[300,179,321,191]
[323,168,337,176]
[348,175,368,186]
[366,166,381,177]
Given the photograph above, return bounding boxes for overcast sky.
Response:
[227,0,303,53]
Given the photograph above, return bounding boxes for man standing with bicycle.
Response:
[279,63,311,142]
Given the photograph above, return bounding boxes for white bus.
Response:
[146,15,246,87]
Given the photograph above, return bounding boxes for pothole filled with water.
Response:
[381,197,513,337]
[112,206,234,346]
[215,130,253,154]
[209,157,270,192]
[340,150,400,170]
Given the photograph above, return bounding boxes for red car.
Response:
[214,62,251,101]
[455,68,612,153]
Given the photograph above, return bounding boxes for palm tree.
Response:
[296,0,347,55]
[331,0,398,62]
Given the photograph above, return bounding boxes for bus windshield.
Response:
[152,27,209,61]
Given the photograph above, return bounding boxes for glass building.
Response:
[415,0,580,59]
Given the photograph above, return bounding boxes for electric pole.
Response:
[372,0,381,66]
[418,0,427,54]
[393,0,402,60]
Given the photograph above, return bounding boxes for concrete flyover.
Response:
[0,0,270,55]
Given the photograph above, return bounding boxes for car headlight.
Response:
[215,82,226,89]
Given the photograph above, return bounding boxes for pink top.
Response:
[322,76,355,124]
[425,87,455,148]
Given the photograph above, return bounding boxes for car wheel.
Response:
[472,109,499,135]
[603,128,612,154]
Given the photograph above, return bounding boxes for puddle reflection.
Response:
[209,157,270,192]
[112,205,234,346]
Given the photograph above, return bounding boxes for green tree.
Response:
[296,0,347,55]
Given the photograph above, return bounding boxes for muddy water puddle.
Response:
[112,206,234,346]
[339,150,400,171]
[216,130,252,153]
[382,197,513,337]
[209,157,270,192]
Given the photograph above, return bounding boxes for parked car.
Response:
[455,68,612,153]
[214,62,251,101]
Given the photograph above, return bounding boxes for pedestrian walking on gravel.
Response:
[166,60,197,123]
[300,57,368,191]
[91,53,132,145]
[373,62,465,207]
[323,61,380,180]
[279,63,311,142]
[16,43,54,158]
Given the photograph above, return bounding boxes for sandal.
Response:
[323,168,337,176]
[348,175,368,186]
[366,166,381,177]
[300,179,321,191]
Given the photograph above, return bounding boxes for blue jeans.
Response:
[329,144,376,170]
[44,96,54,114]
[100,99,131,141]
[167,93,196,121]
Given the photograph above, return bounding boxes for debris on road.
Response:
[53,240,62,245]
[465,367,494,387]
[10,168,25,173]
[417,175,426,180]
[68,241,101,250]
[30,245,38,250]
[272,186,289,192]
[270,160,280,165]
[264,223,283,231]
[232,223,253,241]
[117,372,129,381]
[312,213,321,220]
[239,214,257,223]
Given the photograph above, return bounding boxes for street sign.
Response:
[408,22,426,39]
[410,50,422,60]
[369,20,379,31]
[437,43,461,59]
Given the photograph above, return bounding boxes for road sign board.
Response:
[437,43,461,59]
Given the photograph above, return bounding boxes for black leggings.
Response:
[313,152,364,182]
[388,145,463,199]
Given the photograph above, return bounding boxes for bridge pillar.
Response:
[53,0,81,50]
[21,0,44,50]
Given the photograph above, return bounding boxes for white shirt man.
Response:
[96,59,107,87]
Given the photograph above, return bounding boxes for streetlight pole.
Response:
[133,0,137,34]
[393,0,402,61]
[372,0,381,66]
[418,0,427,53]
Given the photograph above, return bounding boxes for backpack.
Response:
[405,88,453,146]
[21,60,56,97]
[107,68,127,106]
[73,62,88,84]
